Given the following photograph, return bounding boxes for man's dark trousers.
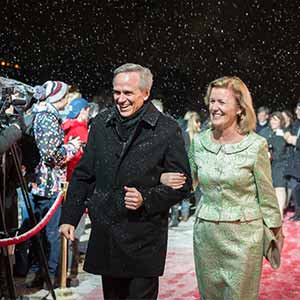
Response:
[102,276,158,300]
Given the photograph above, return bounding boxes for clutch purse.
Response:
[263,225,282,269]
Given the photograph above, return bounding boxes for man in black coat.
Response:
[60,63,192,299]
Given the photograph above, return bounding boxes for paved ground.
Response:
[16,212,300,300]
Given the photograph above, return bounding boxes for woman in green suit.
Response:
[161,76,283,300]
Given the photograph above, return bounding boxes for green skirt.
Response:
[193,218,264,300]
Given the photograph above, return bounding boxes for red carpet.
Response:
[159,213,300,300]
[83,213,300,300]
[260,212,300,300]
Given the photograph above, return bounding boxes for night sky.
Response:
[0,0,299,117]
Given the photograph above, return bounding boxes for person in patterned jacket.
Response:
[25,81,81,288]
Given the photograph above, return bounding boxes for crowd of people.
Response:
[0,63,298,299]
[0,79,100,298]
[256,104,300,221]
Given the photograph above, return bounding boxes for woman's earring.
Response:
[237,112,245,120]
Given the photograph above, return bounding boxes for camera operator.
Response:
[0,114,24,299]
[0,116,26,154]
[0,78,40,299]
[0,77,40,155]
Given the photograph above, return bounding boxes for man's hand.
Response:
[124,186,143,210]
[59,224,75,241]
[11,115,27,134]
[160,172,186,189]
[68,136,82,152]
[284,132,297,145]
[283,132,291,140]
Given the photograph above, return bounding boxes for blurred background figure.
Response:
[281,110,294,208]
[186,112,202,210]
[91,90,113,110]
[151,99,164,113]
[62,98,90,182]
[88,102,100,124]
[256,106,270,134]
[60,85,82,120]
[284,102,300,221]
[185,112,201,153]
[282,110,293,132]
[268,111,288,218]
[169,111,201,226]
[62,97,90,287]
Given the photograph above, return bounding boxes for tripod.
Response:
[0,143,56,300]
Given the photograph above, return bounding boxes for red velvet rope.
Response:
[0,192,64,247]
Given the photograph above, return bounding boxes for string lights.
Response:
[0,60,21,69]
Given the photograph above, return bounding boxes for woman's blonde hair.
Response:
[187,112,201,139]
[204,76,256,134]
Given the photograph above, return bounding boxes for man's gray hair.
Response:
[113,63,153,91]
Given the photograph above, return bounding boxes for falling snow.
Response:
[0,0,299,116]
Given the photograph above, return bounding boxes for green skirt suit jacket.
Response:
[189,129,282,300]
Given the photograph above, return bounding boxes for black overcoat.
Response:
[60,103,192,277]
[285,120,300,179]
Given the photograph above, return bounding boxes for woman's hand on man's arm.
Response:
[160,172,186,189]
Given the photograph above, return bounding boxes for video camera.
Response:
[0,76,44,179]
[0,76,36,115]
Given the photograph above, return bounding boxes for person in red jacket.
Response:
[61,97,90,286]
[62,98,90,181]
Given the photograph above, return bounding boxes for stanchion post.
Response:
[60,236,68,288]
[60,182,69,289]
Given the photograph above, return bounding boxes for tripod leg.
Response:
[0,197,17,299]
[10,145,56,300]
[1,247,17,299]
